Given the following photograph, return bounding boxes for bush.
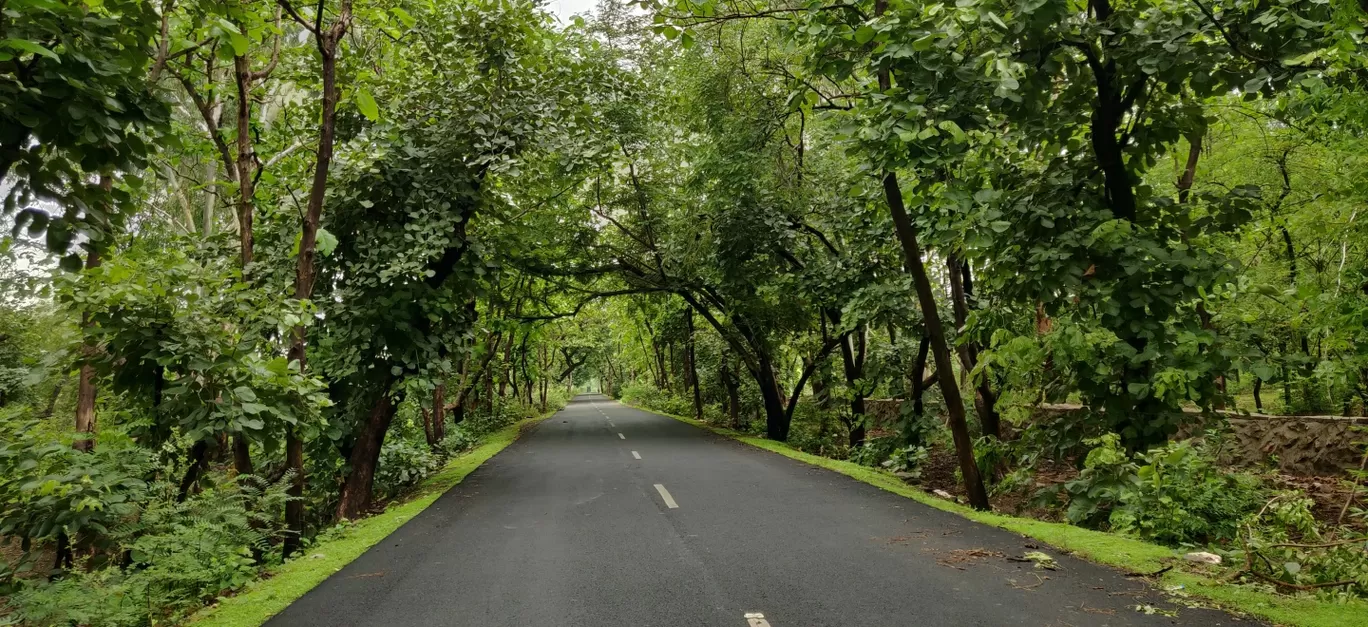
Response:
[848,436,900,468]
[1049,434,1264,546]
[374,437,444,499]
[1236,493,1368,598]
[619,383,693,418]
[3,476,291,626]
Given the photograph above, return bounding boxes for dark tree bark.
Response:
[946,255,1001,439]
[39,376,66,419]
[721,359,741,429]
[836,316,868,447]
[336,387,398,520]
[280,0,353,557]
[73,179,110,453]
[881,171,989,510]
[686,309,703,421]
[911,331,931,420]
[177,440,211,502]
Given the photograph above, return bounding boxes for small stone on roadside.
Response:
[932,489,954,499]
[1183,551,1222,565]
[310,553,326,560]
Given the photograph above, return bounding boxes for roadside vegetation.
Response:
[2,0,1367,624]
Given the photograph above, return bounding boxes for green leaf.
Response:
[854,26,876,44]
[356,89,380,121]
[316,227,339,257]
[1,39,59,61]
[229,32,250,56]
[390,7,416,28]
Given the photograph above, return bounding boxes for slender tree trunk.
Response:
[836,319,868,447]
[39,376,66,419]
[686,309,703,421]
[434,384,446,442]
[177,440,211,502]
[336,388,398,520]
[911,331,930,420]
[946,255,1000,439]
[722,360,741,429]
[881,171,989,510]
[1253,377,1264,412]
[73,180,108,453]
[282,7,351,556]
[231,56,261,477]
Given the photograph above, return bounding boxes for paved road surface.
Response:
[267,394,1258,627]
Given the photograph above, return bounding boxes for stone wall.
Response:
[859,399,1366,475]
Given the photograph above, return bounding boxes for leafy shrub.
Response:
[4,475,292,626]
[619,383,693,418]
[882,444,929,476]
[848,436,900,468]
[0,429,155,562]
[374,437,444,499]
[1047,434,1264,545]
[1236,493,1368,598]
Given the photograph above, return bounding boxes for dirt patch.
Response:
[1270,473,1367,531]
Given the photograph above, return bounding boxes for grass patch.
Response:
[628,402,1368,627]
[187,414,551,627]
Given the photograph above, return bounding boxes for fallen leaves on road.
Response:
[936,548,1005,569]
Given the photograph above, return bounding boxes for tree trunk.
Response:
[177,440,211,502]
[686,309,703,421]
[911,331,930,420]
[837,320,868,447]
[433,384,446,442]
[946,255,1001,439]
[336,388,398,520]
[233,54,257,270]
[755,353,790,441]
[73,174,110,454]
[881,171,989,510]
[233,437,253,476]
[282,9,350,556]
[722,361,741,429]
[1253,377,1264,412]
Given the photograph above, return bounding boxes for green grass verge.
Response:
[626,402,1368,627]
[186,414,552,627]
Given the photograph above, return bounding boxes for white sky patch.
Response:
[552,0,596,22]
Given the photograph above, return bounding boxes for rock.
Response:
[1183,551,1222,565]
[932,489,954,499]
[310,553,326,560]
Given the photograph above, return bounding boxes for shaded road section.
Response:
[266,394,1258,627]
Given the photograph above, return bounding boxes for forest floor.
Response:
[914,447,1367,533]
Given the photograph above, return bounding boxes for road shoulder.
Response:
[187,415,551,627]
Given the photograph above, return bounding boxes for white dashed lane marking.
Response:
[618,433,625,439]
[745,612,771,626]
[653,484,679,509]
[631,451,641,459]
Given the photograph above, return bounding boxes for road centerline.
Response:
[744,612,772,627]
[653,483,679,509]
[618,432,625,439]
[632,451,641,459]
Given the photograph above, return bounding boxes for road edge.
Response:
[625,401,1367,627]
[186,412,554,627]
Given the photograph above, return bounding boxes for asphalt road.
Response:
[266,394,1259,627]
